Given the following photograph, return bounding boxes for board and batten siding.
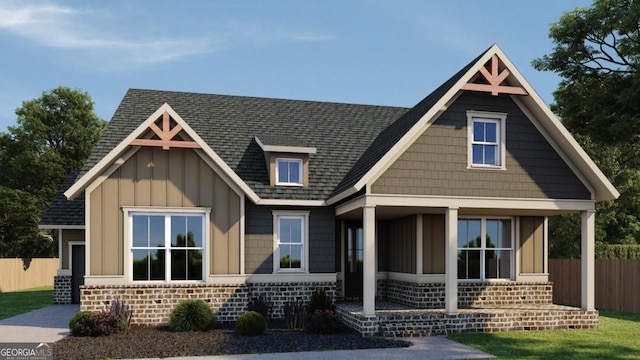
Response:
[88,147,241,276]
[371,92,591,200]
[384,216,417,274]
[244,202,335,274]
[423,214,445,274]
[520,216,545,274]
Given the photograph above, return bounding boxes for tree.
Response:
[533,0,640,254]
[0,186,51,258]
[0,87,105,258]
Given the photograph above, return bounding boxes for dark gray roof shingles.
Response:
[45,49,486,225]
[40,170,84,226]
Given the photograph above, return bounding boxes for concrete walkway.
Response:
[0,306,494,359]
[137,336,494,360]
[0,304,78,342]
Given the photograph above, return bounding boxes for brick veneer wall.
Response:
[379,280,553,308]
[81,282,336,325]
[337,306,598,337]
[54,275,72,304]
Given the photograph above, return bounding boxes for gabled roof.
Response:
[40,170,84,228]
[66,90,408,202]
[57,44,618,216]
[328,44,619,203]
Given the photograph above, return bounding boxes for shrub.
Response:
[305,310,345,334]
[235,311,267,336]
[307,288,333,314]
[69,311,96,336]
[68,310,121,336]
[169,299,215,332]
[283,298,306,329]
[108,299,133,331]
[248,295,271,321]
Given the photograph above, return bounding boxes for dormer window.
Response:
[467,111,506,170]
[276,158,303,186]
[255,136,316,187]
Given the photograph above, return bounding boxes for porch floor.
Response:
[335,301,599,337]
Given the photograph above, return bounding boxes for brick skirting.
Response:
[379,280,553,308]
[54,275,72,304]
[336,302,598,337]
[80,282,336,325]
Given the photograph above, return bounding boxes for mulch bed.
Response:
[54,324,411,360]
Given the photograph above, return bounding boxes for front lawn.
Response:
[448,310,640,359]
[0,286,53,320]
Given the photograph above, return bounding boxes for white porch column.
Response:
[581,209,596,310]
[416,214,423,275]
[362,204,376,316]
[445,207,459,315]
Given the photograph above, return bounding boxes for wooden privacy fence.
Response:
[0,258,58,293]
[549,259,640,313]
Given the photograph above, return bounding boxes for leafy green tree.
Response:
[0,186,51,258]
[533,0,640,254]
[0,87,105,257]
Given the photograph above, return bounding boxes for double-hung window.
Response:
[129,210,206,282]
[273,211,309,272]
[458,217,513,280]
[467,111,506,169]
[276,158,303,186]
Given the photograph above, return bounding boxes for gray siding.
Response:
[372,92,591,200]
[244,202,336,274]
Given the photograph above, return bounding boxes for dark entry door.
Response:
[71,245,85,304]
[344,223,363,299]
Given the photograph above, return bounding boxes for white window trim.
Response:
[467,110,507,170]
[457,216,514,281]
[123,207,211,283]
[275,158,304,186]
[272,210,310,273]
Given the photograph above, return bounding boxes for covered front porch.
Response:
[334,195,597,336]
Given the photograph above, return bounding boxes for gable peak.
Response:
[130,111,200,150]
[461,50,528,97]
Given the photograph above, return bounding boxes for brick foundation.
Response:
[81,281,336,325]
[336,302,598,337]
[379,280,553,308]
[54,275,72,304]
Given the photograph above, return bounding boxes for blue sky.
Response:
[0,0,592,132]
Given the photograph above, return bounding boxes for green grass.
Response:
[448,310,640,359]
[0,286,54,320]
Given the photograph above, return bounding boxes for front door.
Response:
[71,245,85,304]
[344,223,363,299]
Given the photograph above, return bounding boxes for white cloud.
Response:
[0,2,216,64]
[0,1,333,67]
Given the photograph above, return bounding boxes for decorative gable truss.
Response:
[130,111,201,150]
[461,54,528,96]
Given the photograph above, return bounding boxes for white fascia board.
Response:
[64,103,261,203]
[254,136,317,154]
[367,193,596,212]
[495,46,618,201]
[256,199,325,206]
[351,49,500,195]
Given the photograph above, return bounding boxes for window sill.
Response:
[466,165,506,171]
[275,183,304,187]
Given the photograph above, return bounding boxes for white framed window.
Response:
[273,211,309,272]
[275,158,303,186]
[467,111,506,169]
[457,217,513,280]
[126,208,209,282]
